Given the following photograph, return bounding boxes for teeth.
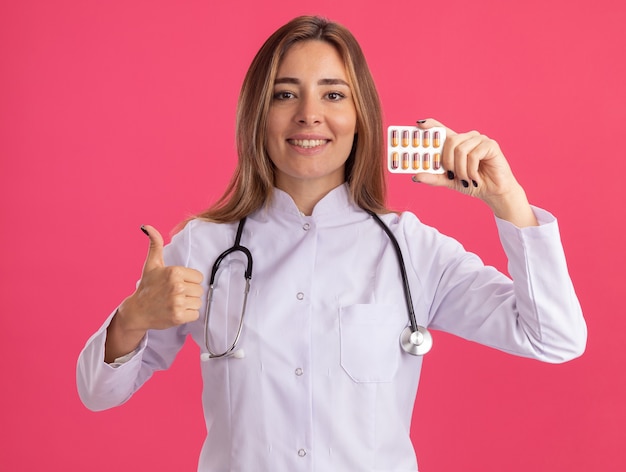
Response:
[290,139,327,148]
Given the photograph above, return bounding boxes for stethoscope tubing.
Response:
[203,217,253,359]
[202,211,432,359]
[365,210,419,334]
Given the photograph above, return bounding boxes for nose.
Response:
[295,94,322,126]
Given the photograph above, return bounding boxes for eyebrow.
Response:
[274,77,350,87]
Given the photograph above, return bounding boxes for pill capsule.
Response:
[412,152,420,170]
[433,153,441,170]
[402,130,409,147]
[422,130,430,147]
[402,152,410,169]
[422,152,431,170]
[391,152,399,169]
[412,130,420,147]
[391,129,399,147]
[433,131,441,148]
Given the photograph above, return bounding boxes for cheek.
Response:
[265,113,277,142]
[336,110,358,135]
[264,113,282,156]
[336,117,358,142]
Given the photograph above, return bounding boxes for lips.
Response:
[288,138,329,149]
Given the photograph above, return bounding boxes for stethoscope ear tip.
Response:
[200,353,211,362]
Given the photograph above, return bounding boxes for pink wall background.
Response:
[1,0,624,470]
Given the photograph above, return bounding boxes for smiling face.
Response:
[265,40,358,198]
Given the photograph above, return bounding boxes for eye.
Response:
[326,91,345,101]
[273,90,295,100]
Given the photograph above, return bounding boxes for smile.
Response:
[288,139,329,149]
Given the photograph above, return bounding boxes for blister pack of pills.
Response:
[387,126,446,174]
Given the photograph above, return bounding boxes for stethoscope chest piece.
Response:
[400,325,433,356]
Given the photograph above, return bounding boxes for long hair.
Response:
[197,16,387,223]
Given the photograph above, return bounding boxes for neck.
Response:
[276,180,344,216]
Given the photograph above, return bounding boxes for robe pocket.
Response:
[339,304,402,383]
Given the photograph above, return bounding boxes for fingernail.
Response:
[411,175,421,183]
[461,180,469,188]
[140,225,149,236]
[447,170,455,180]
[472,180,478,188]
[416,119,427,124]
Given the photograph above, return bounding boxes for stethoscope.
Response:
[200,211,433,361]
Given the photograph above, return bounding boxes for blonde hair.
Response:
[197,15,387,223]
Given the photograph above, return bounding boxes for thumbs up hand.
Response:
[104,225,204,363]
[120,225,204,331]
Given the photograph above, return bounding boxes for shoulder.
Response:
[375,209,468,260]
[176,217,240,238]
[377,210,434,238]
[163,218,241,267]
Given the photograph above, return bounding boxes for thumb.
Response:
[140,225,165,272]
[416,117,457,136]
[411,171,451,188]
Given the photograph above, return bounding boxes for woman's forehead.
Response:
[275,40,350,83]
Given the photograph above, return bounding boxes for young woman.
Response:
[77,15,586,471]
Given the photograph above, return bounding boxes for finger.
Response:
[180,297,202,322]
[416,118,458,137]
[440,131,481,183]
[184,297,203,312]
[449,133,484,184]
[411,172,451,187]
[169,305,201,325]
[182,267,204,284]
[465,138,496,185]
[184,280,205,298]
[183,309,201,324]
[165,286,202,324]
[140,225,165,273]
